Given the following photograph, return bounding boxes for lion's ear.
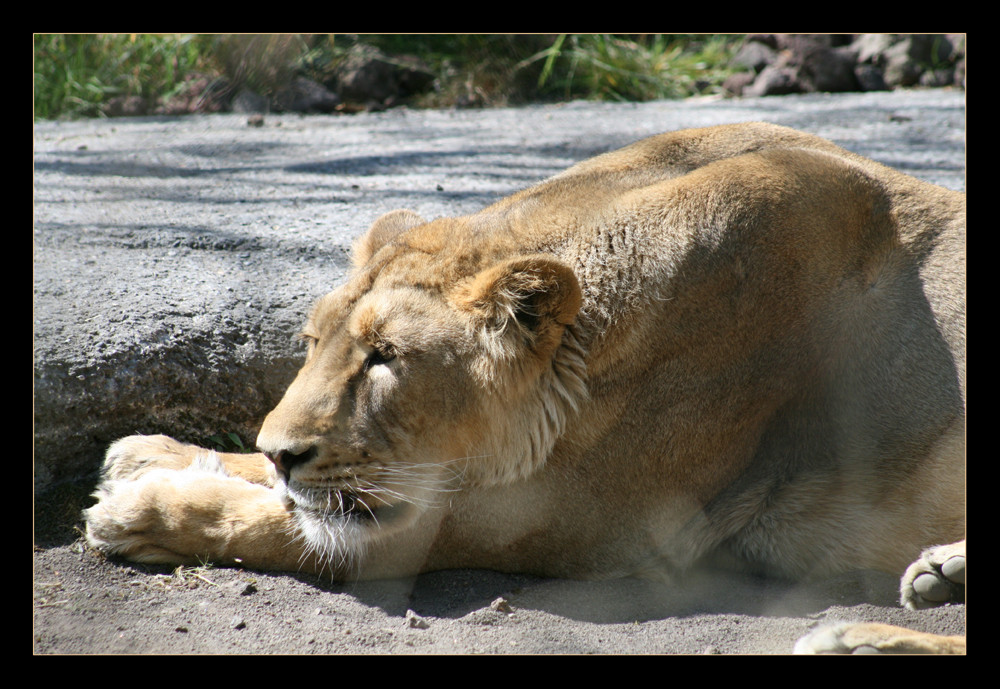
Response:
[352,209,426,268]
[454,255,582,356]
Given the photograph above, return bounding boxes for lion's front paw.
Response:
[85,456,295,570]
[85,468,203,566]
[900,541,965,610]
[101,434,205,481]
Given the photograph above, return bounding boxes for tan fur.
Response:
[85,123,965,651]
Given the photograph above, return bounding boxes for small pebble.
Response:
[405,609,429,629]
[490,597,513,614]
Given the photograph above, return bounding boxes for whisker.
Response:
[359,484,434,508]
[352,495,381,527]
[282,452,495,580]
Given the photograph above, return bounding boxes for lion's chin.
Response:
[283,487,425,576]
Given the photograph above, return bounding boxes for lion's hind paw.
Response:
[900,541,965,610]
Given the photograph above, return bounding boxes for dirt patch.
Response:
[34,531,965,654]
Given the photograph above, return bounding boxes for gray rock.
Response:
[272,77,341,113]
[854,64,890,92]
[231,89,270,114]
[722,71,756,97]
[881,35,956,87]
[100,95,149,117]
[32,90,966,495]
[882,40,926,87]
[920,68,956,88]
[733,34,964,99]
[730,41,777,73]
[852,33,896,65]
[798,45,859,92]
[331,44,434,107]
[743,65,802,97]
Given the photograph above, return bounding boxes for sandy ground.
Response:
[32,536,965,654]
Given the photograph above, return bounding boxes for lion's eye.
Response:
[300,334,318,358]
[365,346,396,370]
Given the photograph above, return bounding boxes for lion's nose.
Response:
[265,446,318,480]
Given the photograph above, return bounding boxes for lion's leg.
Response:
[84,459,310,573]
[794,622,965,654]
[102,434,276,486]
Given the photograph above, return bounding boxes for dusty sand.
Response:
[33,504,965,654]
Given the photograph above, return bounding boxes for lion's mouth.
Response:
[282,482,398,525]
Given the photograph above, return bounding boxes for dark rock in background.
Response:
[97,35,966,116]
[327,43,436,110]
[724,34,965,98]
[272,76,341,113]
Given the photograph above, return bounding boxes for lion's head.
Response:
[256,209,587,562]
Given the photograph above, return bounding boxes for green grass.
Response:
[347,34,740,106]
[526,34,739,101]
[34,34,742,120]
[205,431,253,454]
[33,34,214,119]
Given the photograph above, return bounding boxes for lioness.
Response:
[85,123,965,654]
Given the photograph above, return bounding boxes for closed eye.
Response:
[298,332,319,359]
[364,346,396,371]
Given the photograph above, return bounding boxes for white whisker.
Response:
[281,452,494,579]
